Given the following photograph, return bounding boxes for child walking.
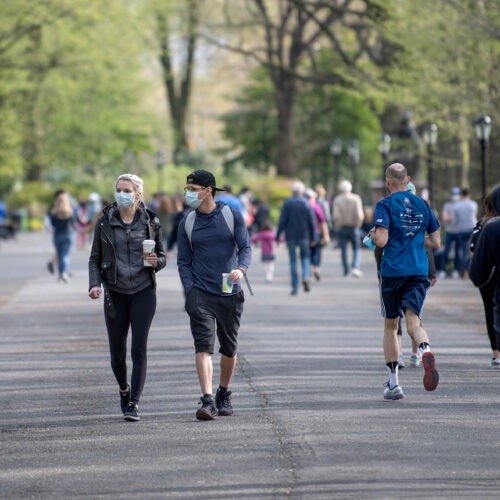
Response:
[251,220,276,283]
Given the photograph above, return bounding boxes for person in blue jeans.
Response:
[332,180,365,278]
[276,181,316,295]
[452,188,477,277]
[48,190,79,282]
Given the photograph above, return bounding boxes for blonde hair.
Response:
[52,192,73,219]
[114,173,144,201]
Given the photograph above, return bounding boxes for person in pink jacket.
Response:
[251,220,276,282]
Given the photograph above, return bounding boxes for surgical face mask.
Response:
[185,190,202,209]
[114,191,134,209]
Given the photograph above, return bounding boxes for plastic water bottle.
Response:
[363,234,376,251]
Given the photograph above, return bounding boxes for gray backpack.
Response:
[184,205,234,246]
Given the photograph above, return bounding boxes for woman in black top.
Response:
[88,173,166,421]
[469,185,500,367]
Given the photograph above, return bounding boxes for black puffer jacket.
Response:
[88,203,166,293]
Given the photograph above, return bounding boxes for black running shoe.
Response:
[302,279,310,292]
[124,403,140,422]
[119,384,130,414]
[196,394,217,420]
[215,388,234,416]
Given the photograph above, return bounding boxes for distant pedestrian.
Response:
[437,187,461,278]
[276,181,315,295]
[177,169,251,420]
[469,185,500,367]
[332,180,364,278]
[86,192,102,247]
[314,183,333,234]
[251,220,277,282]
[368,163,441,400]
[88,173,166,422]
[452,188,477,278]
[305,188,330,281]
[48,190,80,282]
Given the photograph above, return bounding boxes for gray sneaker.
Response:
[409,353,421,367]
[398,353,405,369]
[383,383,405,401]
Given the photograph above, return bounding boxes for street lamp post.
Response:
[422,123,438,206]
[474,114,492,203]
[347,140,360,193]
[156,150,166,192]
[330,138,342,195]
[378,133,391,180]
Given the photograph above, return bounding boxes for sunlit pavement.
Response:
[1,231,498,499]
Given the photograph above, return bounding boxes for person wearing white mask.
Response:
[88,173,166,422]
[177,170,252,421]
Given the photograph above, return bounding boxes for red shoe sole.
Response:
[422,352,439,391]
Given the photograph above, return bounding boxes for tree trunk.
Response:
[275,79,296,177]
[156,1,199,164]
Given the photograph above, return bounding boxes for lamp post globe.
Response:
[422,123,438,207]
[378,133,391,180]
[330,138,342,194]
[347,140,360,193]
[474,114,492,203]
[156,150,166,192]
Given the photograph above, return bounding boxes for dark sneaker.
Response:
[215,388,234,416]
[196,395,217,420]
[119,384,130,414]
[124,403,140,421]
[302,279,310,292]
[422,352,439,391]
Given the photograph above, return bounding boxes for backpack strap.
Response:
[185,210,196,247]
[221,204,234,236]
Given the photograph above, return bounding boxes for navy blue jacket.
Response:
[276,195,315,242]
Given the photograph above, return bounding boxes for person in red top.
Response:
[251,220,276,282]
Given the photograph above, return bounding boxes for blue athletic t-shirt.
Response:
[374,191,440,277]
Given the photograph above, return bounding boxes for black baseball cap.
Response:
[186,170,224,191]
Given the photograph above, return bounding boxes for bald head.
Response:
[386,163,407,180]
[385,163,409,192]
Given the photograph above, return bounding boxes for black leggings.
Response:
[479,274,500,352]
[105,286,156,404]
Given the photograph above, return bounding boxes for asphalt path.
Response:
[1,231,499,499]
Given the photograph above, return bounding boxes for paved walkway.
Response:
[1,232,499,499]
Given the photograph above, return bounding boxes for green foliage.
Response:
[0,0,162,195]
[220,64,381,195]
[221,67,276,172]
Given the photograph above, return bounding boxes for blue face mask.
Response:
[185,190,202,209]
[114,191,134,209]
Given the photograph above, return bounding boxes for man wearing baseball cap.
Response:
[177,169,252,420]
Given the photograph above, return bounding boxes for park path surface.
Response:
[1,231,499,499]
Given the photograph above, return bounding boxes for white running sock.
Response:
[387,366,399,388]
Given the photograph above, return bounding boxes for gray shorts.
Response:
[185,287,244,356]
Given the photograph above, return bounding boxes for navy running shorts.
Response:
[380,275,430,319]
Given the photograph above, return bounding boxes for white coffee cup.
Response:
[221,273,234,293]
[142,239,155,266]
